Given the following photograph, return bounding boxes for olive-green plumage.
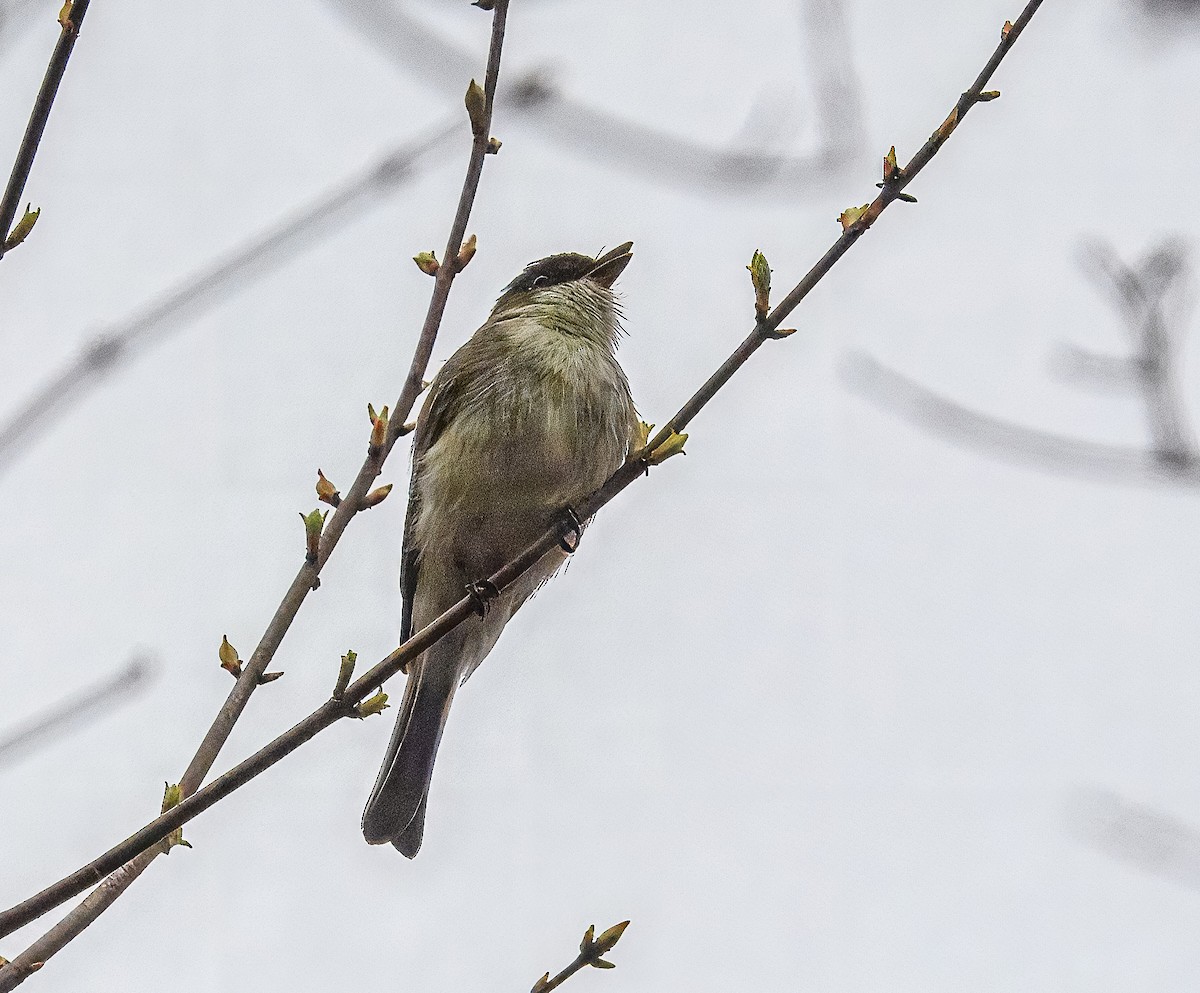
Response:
[362,243,638,856]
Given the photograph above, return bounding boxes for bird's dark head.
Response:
[494,241,633,311]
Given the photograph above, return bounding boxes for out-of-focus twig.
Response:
[842,237,1200,486]
[842,351,1200,486]
[0,654,156,769]
[0,0,91,261]
[1070,238,1195,463]
[1067,788,1200,891]
[0,119,458,479]
[0,2,512,985]
[0,0,1046,951]
[325,0,864,196]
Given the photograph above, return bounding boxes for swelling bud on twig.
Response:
[258,671,284,685]
[57,1,74,32]
[977,90,1001,102]
[577,919,630,970]
[362,483,393,509]
[647,429,688,465]
[354,691,389,719]
[1002,20,1014,39]
[316,469,341,507]
[333,651,357,699]
[747,250,771,319]
[486,137,502,155]
[592,921,630,958]
[457,233,478,270]
[883,145,900,183]
[300,509,328,565]
[3,205,39,252]
[876,147,917,202]
[838,203,870,231]
[465,79,488,137]
[157,784,192,854]
[368,404,389,450]
[413,251,440,277]
[632,420,654,452]
[218,636,242,678]
[932,106,959,144]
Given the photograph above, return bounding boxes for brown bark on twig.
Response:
[0,0,91,261]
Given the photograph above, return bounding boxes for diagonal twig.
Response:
[0,2,511,986]
[0,2,1046,962]
[0,0,91,261]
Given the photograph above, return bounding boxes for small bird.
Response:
[362,242,639,856]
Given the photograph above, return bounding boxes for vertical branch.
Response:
[0,0,91,259]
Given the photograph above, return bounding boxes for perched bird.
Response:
[362,242,639,856]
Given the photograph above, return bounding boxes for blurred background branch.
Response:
[0,117,458,479]
[0,654,156,769]
[1068,788,1200,892]
[325,0,864,195]
[842,236,1200,487]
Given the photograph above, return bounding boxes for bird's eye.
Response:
[532,275,550,288]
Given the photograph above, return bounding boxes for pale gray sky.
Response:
[4,1,1200,990]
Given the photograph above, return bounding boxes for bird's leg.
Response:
[558,507,583,554]
[465,578,500,617]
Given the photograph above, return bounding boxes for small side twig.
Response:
[0,0,1044,953]
[531,921,631,993]
[0,0,91,261]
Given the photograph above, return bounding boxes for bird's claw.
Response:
[559,507,583,554]
[465,579,500,617]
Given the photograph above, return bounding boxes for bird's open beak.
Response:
[587,241,634,288]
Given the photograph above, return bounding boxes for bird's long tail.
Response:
[361,653,458,856]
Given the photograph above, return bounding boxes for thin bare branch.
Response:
[0,2,511,983]
[0,119,458,480]
[0,2,1045,959]
[0,0,91,261]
